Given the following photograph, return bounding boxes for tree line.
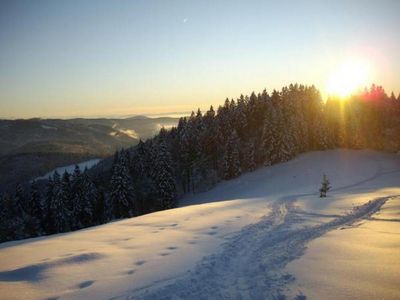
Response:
[1,84,399,242]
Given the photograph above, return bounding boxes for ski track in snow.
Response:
[2,150,399,300]
[128,195,394,300]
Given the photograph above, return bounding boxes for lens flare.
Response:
[326,60,372,98]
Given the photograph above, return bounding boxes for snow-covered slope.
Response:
[0,150,399,299]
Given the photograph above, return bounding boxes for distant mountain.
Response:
[0,116,179,192]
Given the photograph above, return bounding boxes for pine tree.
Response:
[14,184,27,215]
[153,140,177,209]
[275,112,294,163]
[50,171,70,233]
[70,165,94,229]
[319,174,331,197]
[24,181,43,236]
[29,181,43,221]
[261,107,279,165]
[262,118,274,166]
[81,169,97,226]
[43,177,55,233]
[93,189,106,224]
[130,140,153,213]
[178,117,192,192]
[61,171,73,228]
[241,139,256,172]
[203,106,219,171]
[0,194,12,241]
[110,150,135,218]
[223,130,241,179]
[14,184,29,238]
[0,193,25,241]
[70,166,83,227]
[235,97,248,138]
[191,108,208,192]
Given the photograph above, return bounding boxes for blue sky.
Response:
[1,0,399,118]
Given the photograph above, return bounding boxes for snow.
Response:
[285,195,400,299]
[1,149,400,299]
[41,125,58,130]
[35,159,101,180]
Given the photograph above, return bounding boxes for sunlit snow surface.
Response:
[0,150,399,299]
[286,196,400,299]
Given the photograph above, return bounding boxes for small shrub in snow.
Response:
[319,174,331,197]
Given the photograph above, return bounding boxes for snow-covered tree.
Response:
[261,112,276,166]
[178,117,192,193]
[43,177,55,233]
[60,171,73,227]
[110,150,136,218]
[153,140,177,209]
[223,130,241,179]
[50,171,70,233]
[24,181,43,236]
[71,166,86,229]
[241,139,256,172]
[0,193,25,240]
[94,190,107,224]
[319,174,331,197]
[29,181,43,222]
[81,169,98,226]
[275,114,294,163]
[14,184,27,215]
[235,97,248,138]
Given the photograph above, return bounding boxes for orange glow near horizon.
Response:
[326,60,373,99]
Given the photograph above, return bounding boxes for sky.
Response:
[0,0,399,119]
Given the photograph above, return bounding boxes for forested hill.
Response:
[0,116,178,193]
[1,84,400,242]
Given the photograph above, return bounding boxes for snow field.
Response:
[0,149,399,299]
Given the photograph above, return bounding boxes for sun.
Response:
[326,60,371,99]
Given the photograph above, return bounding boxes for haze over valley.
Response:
[0,116,179,192]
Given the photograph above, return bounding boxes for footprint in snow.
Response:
[76,280,95,289]
[159,252,170,256]
[205,231,217,236]
[167,246,178,250]
[135,260,146,266]
[127,269,135,275]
